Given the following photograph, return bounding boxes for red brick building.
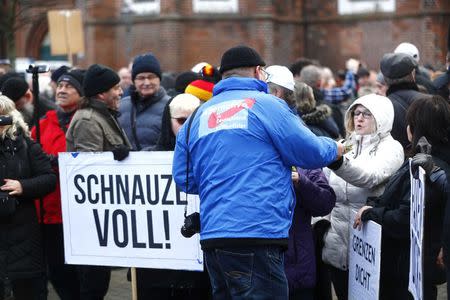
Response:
[13,0,450,72]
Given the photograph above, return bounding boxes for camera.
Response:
[26,64,49,74]
[180,212,200,238]
[0,115,12,126]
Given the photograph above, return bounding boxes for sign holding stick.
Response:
[59,151,203,271]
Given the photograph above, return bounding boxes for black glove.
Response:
[411,153,435,178]
[327,156,344,170]
[415,136,432,154]
[112,144,130,161]
[47,154,59,168]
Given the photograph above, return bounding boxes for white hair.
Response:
[0,95,29,140]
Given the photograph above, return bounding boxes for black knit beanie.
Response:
[0,72,21,90]
[51,65,70,82]
[1,77,29,102]
[219,45,266,74]
[174,71,201,93]
[57,69,86,96]
[132,53,162,81]
[83,64,120,97]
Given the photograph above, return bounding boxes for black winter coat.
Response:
[362,147,450,299]
[386,83,428,149]
[0,133,56,280]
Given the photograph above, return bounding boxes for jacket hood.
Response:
[346,93,394,137]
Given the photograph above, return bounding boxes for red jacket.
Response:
[31,110,69,224]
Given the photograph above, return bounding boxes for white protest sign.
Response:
[409,163,425,300]
[59,151,203,271]
[348,216,381,300]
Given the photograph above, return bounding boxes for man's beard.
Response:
[18,102,34,124]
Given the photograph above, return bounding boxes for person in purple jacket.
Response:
[285,168,336,300]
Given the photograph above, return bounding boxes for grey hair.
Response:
[268,83,295,107]
[299,65,322,88]
[294,81,316,113]
[0,95,30,140]
[222,67,256,79]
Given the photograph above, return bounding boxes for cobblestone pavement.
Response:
[47,268,447,300]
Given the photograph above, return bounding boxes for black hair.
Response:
[289,58,315,77]
[406,95,450,155]
[154,98,176,151]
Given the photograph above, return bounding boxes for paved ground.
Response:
[47,268,447,300]
[48,268,131,300]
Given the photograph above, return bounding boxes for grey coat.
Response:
[66,99,131,152]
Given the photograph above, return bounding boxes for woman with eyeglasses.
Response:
[0,95,56,300]
[321,94,404,299]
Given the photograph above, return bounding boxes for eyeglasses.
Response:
[172,117,187,125]
[135,74,158,82]
[259,66,269,82]
[353,110,373,119]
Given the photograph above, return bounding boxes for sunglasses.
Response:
[172,117,187,125]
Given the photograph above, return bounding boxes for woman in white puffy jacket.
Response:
[321,94,404,299]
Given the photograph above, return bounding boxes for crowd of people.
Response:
[0,40,448,300]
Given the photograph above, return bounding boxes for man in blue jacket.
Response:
[173,45,344,299]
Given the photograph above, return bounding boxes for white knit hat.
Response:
[169,93,201,118]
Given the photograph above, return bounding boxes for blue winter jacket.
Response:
[118,87,170,150]
[173,77,338,244]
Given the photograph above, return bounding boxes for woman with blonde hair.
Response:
[322,94,404,299]
[0,95,56,300]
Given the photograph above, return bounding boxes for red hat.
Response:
[185,79,214,101]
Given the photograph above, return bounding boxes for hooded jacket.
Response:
[322,94,404,270]
[173,77,338,248]
[285,168,335,290]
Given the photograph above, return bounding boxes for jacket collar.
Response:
[213,77,268,95]
[89,98,119,118]
[386,82,419,96]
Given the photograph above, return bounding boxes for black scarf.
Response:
[386,82,419,96]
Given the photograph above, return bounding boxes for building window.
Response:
[338,0,395,15]
[123,0,160,15]
[193,0,239,13]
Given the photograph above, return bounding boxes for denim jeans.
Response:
[204,245,288,299]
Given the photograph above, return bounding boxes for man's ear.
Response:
[96,92,106,101]
[24,89,33,103]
